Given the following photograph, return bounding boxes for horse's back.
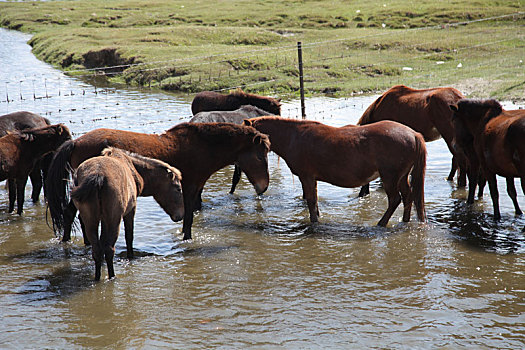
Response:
[190,105,271,124]
[358,85,462,141]
[0,111,50,136]
[191,91,227,115]
[74,156,138,219]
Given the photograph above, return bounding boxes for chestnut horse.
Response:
[450,99,525,227]
[357,85,465,196]
[0,111,52,210]
[245,117,426,226]
[72,147,184,280]
[190,105,273,195]
[0,124,71,214]
[191,89,281,115]
[46,122,270,241]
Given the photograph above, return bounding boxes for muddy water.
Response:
[0,28,524,349]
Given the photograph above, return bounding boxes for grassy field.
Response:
[1,0,524,100]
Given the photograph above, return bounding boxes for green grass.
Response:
[1,0,524,100]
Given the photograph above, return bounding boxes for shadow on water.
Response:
[15,264,94,303]
[233,219,414,241]
[430,199,525,254]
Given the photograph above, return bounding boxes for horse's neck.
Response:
[23,135,56,157]
[255,120,292,157]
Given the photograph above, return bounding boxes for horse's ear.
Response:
[449,104,459,112]
[277,98,282,102]
[57,124,63,135]
[253,135,262,145]
[166,168,175,180]
[243,119,253,127]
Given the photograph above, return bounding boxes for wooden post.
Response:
[297,42,306,119]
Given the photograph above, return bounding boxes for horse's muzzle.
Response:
[170,210,185,222]
[254,183,268,195]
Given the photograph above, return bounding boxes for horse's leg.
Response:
[399,174,412,222]
[182,187,199,240]
[123,208,136,259]
[16,177,28,215]
[194,188,203,211]
[29,166,42,203]
[7,179,16,213]
[466,168,478,205]
[457,165,467,188]
[486,173,501,220]
[358,184,370,198]
[447,156,457,182]
[230,164,242,194]
[62,201,77,242]
[79,215,90,246]
[101,221,119,280]
[300,177,319,222]
[505,177,522,216]
[86,224,103,281]
[521,177,525,231]
[477,173,486,199]
[377,175,402,227]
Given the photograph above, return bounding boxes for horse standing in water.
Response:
[191,89,281,115]
[246,117,426,226]
[190,105,274,195]
[357,85,465,196]
[450,99,525,226]
[0,124,71,214]
[72,148,184,280]
[0,111,53,211]
[47,122,270,241]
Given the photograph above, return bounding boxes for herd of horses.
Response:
[1,87,524,280]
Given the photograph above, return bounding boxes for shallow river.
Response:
[0,28,524,349]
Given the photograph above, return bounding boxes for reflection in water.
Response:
[0,28,525,348]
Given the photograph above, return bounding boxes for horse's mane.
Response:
[252,116,323,126]
[102,147,181,178]
[230,89,281,105]
[165,122,270,150]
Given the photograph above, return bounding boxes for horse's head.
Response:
[450,99,502,131]
[236,128,271,195]
[18,123,72,151]
[154,165,184,222]
[258,97,281,116]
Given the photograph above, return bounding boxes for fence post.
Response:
[297,42,306,119]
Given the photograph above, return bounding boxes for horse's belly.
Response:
[317,170,379,188]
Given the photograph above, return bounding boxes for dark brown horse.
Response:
[72,147,184,280]
[191,89,281,115]
[245,117,426,226]
[0,124,71,214]
[190,105,274,195]
[47,122,270,241]
[0,111,52,211]
[357,85,466,196]
[450,99,525,226]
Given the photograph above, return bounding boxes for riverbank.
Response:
[0,0,524,100]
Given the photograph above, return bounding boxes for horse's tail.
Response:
[71,173,105,204]
[46,140,75,234]
[356,95,381,125]
[411,133,427,222]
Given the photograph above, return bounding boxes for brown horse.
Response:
[0,111,52,210]
[245,117,426,226]
[190,105,274,195]
[0,124,71,214]
[450,99,525,226]
[191,89,281,115]
[46,122,270,241]
[357,85,466,196]
[72,147,184,280]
